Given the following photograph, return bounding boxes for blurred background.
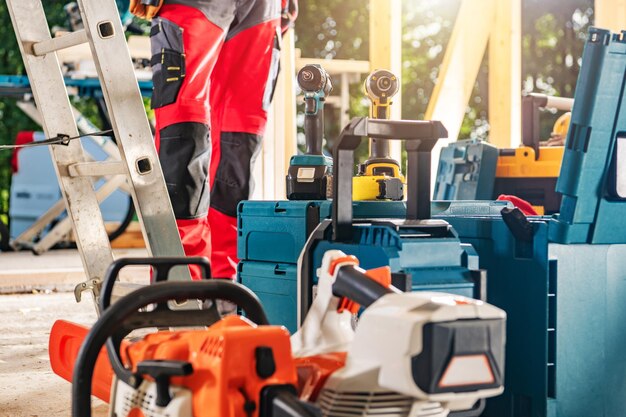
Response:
[0,0,595,235]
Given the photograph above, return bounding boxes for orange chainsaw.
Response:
[58,257,320,417]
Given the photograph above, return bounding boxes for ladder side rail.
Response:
[76,0,190,281]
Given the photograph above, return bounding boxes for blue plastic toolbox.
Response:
[434,212,626,417]
[238,261,298,333]
[433,138,498,200]
[237,200,406,264]
[430,28,626,417]
[552,28,626,243]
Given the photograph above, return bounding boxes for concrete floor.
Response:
[0,249,149,417]
[0,292,108,417]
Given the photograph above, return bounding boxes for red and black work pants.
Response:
[151,1,282,279]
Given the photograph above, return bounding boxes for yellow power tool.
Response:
[352,69,405,201]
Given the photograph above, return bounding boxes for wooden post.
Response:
[369,0,403,163]
[595,0,626,32]
[489,0,522,148]
[424,0,497,188]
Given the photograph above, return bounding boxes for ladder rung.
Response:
[32,30,88,56]
[67,161,125,177]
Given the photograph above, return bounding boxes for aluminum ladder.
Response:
[6,0,192,313]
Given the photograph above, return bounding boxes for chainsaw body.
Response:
[110,316,296,417]
[60,255,504,417]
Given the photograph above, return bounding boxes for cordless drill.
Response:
[353,69,405,201]
[286,64,333,200]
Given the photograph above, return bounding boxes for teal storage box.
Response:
[237,200,406,264]
[552,28,626,243]
[238,261,298,333]
[437,213,626,417]
[433,138,498,200]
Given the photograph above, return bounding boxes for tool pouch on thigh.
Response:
[150,18,186,109]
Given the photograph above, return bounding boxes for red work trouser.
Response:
[152,2,281,279]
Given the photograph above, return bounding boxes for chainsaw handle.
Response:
[99,256,212,312]
[73,280,269,417]
[332,117,447,241]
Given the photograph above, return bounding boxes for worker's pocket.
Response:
[150,18,186,109]
[210,132,262,218]
[262,29,282,111]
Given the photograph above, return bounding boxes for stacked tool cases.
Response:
[433,139,499,200]
[434,95,571,214]
[551,28,626,244]
[238,118,495,333]
[237,200,406,332]
[435,28,626,417]
[434,140,565,214]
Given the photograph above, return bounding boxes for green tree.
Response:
[522,0,593,140]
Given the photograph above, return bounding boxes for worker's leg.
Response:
[151,4,233,279]
[209,1,282,279]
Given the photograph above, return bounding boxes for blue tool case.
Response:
[237,200,406,264]
[238,261,298,333]
[552,28,626,243]
[433,139,498,200]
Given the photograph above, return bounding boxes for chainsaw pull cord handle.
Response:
[72,280,269,417]
[298,64,332,155]
[332,264,393,308]
[331,117,448,241]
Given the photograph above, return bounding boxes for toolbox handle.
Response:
[332,117,447,241]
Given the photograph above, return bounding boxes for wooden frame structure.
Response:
[254,0,625,200]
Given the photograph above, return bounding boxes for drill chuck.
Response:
[298,65,332,97]
[365,69,399,103]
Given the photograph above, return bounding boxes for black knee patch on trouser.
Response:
[210,132,262,217]
[159,122,211,219]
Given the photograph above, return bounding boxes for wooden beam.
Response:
[369,0,403,163]
[425,0,496,138]
[296,56,370,75]
[281,30,298,177]
[489,0,522,148]
[424,0,497,188]
[595,0,626,32]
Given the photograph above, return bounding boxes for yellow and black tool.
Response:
[353,69,405,201]
[494,93,572,214]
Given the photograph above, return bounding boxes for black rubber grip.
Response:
[332,265,392,308]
